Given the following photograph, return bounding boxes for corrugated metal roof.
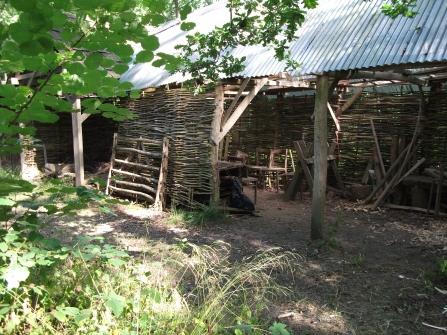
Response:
[120,0,447,89]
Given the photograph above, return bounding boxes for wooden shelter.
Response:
[112,0,447,217]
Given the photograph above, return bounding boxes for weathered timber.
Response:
[110,169,157,183]
[311,75,329,240]
[108,185,155,202]
[113,179,157,194]
[113,159,160,172]
[115,146,162,159]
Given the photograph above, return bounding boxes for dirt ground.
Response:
[46,188,447,335]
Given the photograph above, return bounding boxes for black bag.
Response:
[228,177,255,211]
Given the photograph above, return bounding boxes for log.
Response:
[108,185,155,202]
[382,203,447,217]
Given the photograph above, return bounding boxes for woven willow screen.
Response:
[118,89,215,208]
[229,91,447,185]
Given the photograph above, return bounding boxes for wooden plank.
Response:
[115,146,162,158]
[106,133,117,195]
[113,159,160,172]
[71,97,84,186]
[370,119,387,179]
[114,179,157,194]
[295,141,314,190]
[210,85,224,203]
[154,137,169,211]
[222,77,250,124]
[110,169,157,183]
[382,203,447,218]
[311,75,329,240]
[117,137,163,145]
[435,165,444,218]
[108,185,155,202]
[214,77,268,144]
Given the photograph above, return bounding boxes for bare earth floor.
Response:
[46,188,447,335]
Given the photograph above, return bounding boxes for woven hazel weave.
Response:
[117,89,215,208]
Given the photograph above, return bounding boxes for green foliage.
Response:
[163,204,228,226]
[381,0,418,19]
[437,256,447,278]
[0,0,199,156]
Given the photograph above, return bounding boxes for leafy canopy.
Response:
[0,0,195,156]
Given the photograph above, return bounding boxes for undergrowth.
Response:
[0,168,297,334]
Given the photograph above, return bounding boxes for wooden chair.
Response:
[263,149,288,193]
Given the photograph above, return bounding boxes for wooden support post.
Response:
[154,137,169,211]
[435,164,444,218]
[71,98,84,186]
[311,75,329,240]
[210,85,225,204]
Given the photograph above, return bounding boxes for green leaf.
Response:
[135,50,154,63]
[61,307,80,317]
[18,103,59,123]
[32,286,43,295]
[130,89,141,99]
[22,56,44,71]
[40,238,62,249]
[141,288,161,303]
[180,22,196,31]
[97,86,116,98]
[61,28,77,42]
[0,84,18,99]
[0,198,15,206]
[51,11,69,29]
[19,40,42,56]
[108,43,134,58]
[11,0,37,12]
[98,103,118,112]
[107,258,126,267]
[269,322,290,335]
[180,5,192,20]
[101,58,116,68]
[0,178,35,196]
[141,35,159,51]
[53,310,67,323]
[84,53,103,70]
[81,98,102,110]
[0,306,10,315]
[105,292,126,317]
[21,13,47,33]
[66,62,85,76]
[112,64,129,74]
[0,242,8,253]
[74,309,92,323]
[102,77,119,87]
[28,231,44,243]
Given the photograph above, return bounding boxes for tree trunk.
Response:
[311,75,329,240]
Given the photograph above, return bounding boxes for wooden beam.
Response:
[311,75,329,240]
[213,78,268,144]
[222,77,250,124]
[210,85,225,204]
[154,137,169,211]
[71,97,84,186]
[335,85,366,117]
[325,70,427,86]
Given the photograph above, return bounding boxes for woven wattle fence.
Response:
[118,89,215,208]
[229,91,447,185]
